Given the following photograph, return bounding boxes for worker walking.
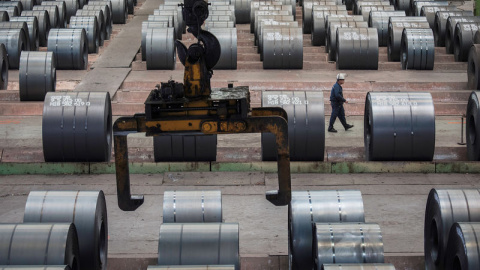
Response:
[328,73,354,133]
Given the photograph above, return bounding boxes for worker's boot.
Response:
[328,127,337,133]
[344,124,354,131]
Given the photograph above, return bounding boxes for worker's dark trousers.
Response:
[329,102,347,129]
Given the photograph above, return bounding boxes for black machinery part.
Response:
[19,51,56,101]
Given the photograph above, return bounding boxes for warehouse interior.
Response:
[0,0,480,269]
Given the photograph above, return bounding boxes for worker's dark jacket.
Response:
[329,82,346,103]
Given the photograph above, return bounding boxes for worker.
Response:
[328,73,354,133]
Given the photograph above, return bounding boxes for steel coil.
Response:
[209,10,236,24]
[147,267,234,270]
[248,1,283,32]
[336,27,379,70]
[231,0,249,23]
[0,267,71,270]
[289,190,365,270]
[0,11,8,22]
[41,1,67,28]
[42,92,112,162]
[262,27,302,69]
[0,223,80,270]
[0,6,19,18]
[251,5,290,33]
[466,91,480,160]
[468,46,480,89]
[454,22,480,62]
[412,0,447,17]
[126,0,134,14]
[359,5,394,21]
[10,16,40,51]
[445,222,480,270]
[0,44,8,90]
[70,16,100,53]
[420,5,457,29]
[76,9,105,45]
[157,5,184,36]
[203,20,235,30]
[0,1,23,15]
[82,5,111,40]
[163,190,222,223]
[19,51,56,101]
[401,28,434,70]
[153,10,181,39]
[255,14,293,45]
[254,10,292,36]
[205,15,234,24]
[258,20,297,57]
[0,29,28,69]
[314,223,384,269]
[369,11,406,47]
[158,223,239,270]
[322,265,396,270]
[445,16,480,54]
[141,20,170,61]
[327,20,368,61]
[395,0,409,11]
[33,5,59,29]
[153,134,217,161]
[87,1,113,37]
[303,3,345,34]
[354,0,389,15]
[21,10,51,47]
[61,0,79,23]
[145,27,175,70]
[19,0,35,10]
[261,91,324,160]
[24,191,108,270]
[424,188,480,270]
[110,0,127,24]
[364,92,435,161]
[311,10,348,46]
[433,11,473,47]
[164,2,186,32]
[209,27,237,69]
[0,21,32,52]
[47,28,88,69]
[387,16,429,61]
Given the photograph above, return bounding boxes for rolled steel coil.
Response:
[251,5,290,33]
[0,6,19,18]
[0,223,80,269]
[412,0,447,17]
[110,0,127,24]
[145,27,176,70]
[0,1,23,15]
[41,1,67,28]
[0,267,71,270]
[261,91,324,160]
[203,20,235,30]
[401,28,434,70]
[61,0,79,23]
[153,10,181,39]
[19,51,56,101]
[468,46,480,90]
[33,5,59,29]
[0,44,8,90]
[164,2,186,32]
[230,0,249,23]
[314,223,384,268]
[42,92,112,162]
[83,5,112,40]
[10,16,40,51]
[163,190,222,223]
[209,27,237,69]
[88,1,114,36]
[336,27,379,70]
[445,16,480,54]
[322,265,396,270]
[433,11,473,47]
[258,20,297,57]
[141,20,170,61]
[387,16,429,61]
[454,22,480,62]
[47,28,88,69]
[369,11,406,47]
[248,0,283,32]
[209,10,236,24]
[359,5,394,21]
[0,29,28,69]
[395,0,409,11]
[303,3,345,34]
[158,223,239,270]
[157,5,184,35]
[70,16,100,53]
[24,191,108,270]
[19,0,35,10]
[364,92,435,161]
[424,188,480,270]
[466,91,480,160]
[311,10,348,46]
[354,0,389,15]
[262,27,302,69]
[325,15,364,54]
[420,5,457,29]
[254,14,293,44]
[445,222,480,270]
[0,11,8,22]
[147,267,234,270]
[153,134,217,161]
[126,0,135,14]
[205,15,234,24]
[289,190,365,270]
[76,9,105,45]
[147,14,174,25]
[408,0,432,14]
[327,20,368,61]
[21,10,51,47]
[0,21,32,52]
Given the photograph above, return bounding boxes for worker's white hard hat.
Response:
[337,73,346,80]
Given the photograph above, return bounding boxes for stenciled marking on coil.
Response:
[395,22,420,28]
[49,95,91,107]
[342,31,368,41]
[370,95,418,106]
[266,94,309,105]
[463,24,479,31]
[265,32,295,41]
